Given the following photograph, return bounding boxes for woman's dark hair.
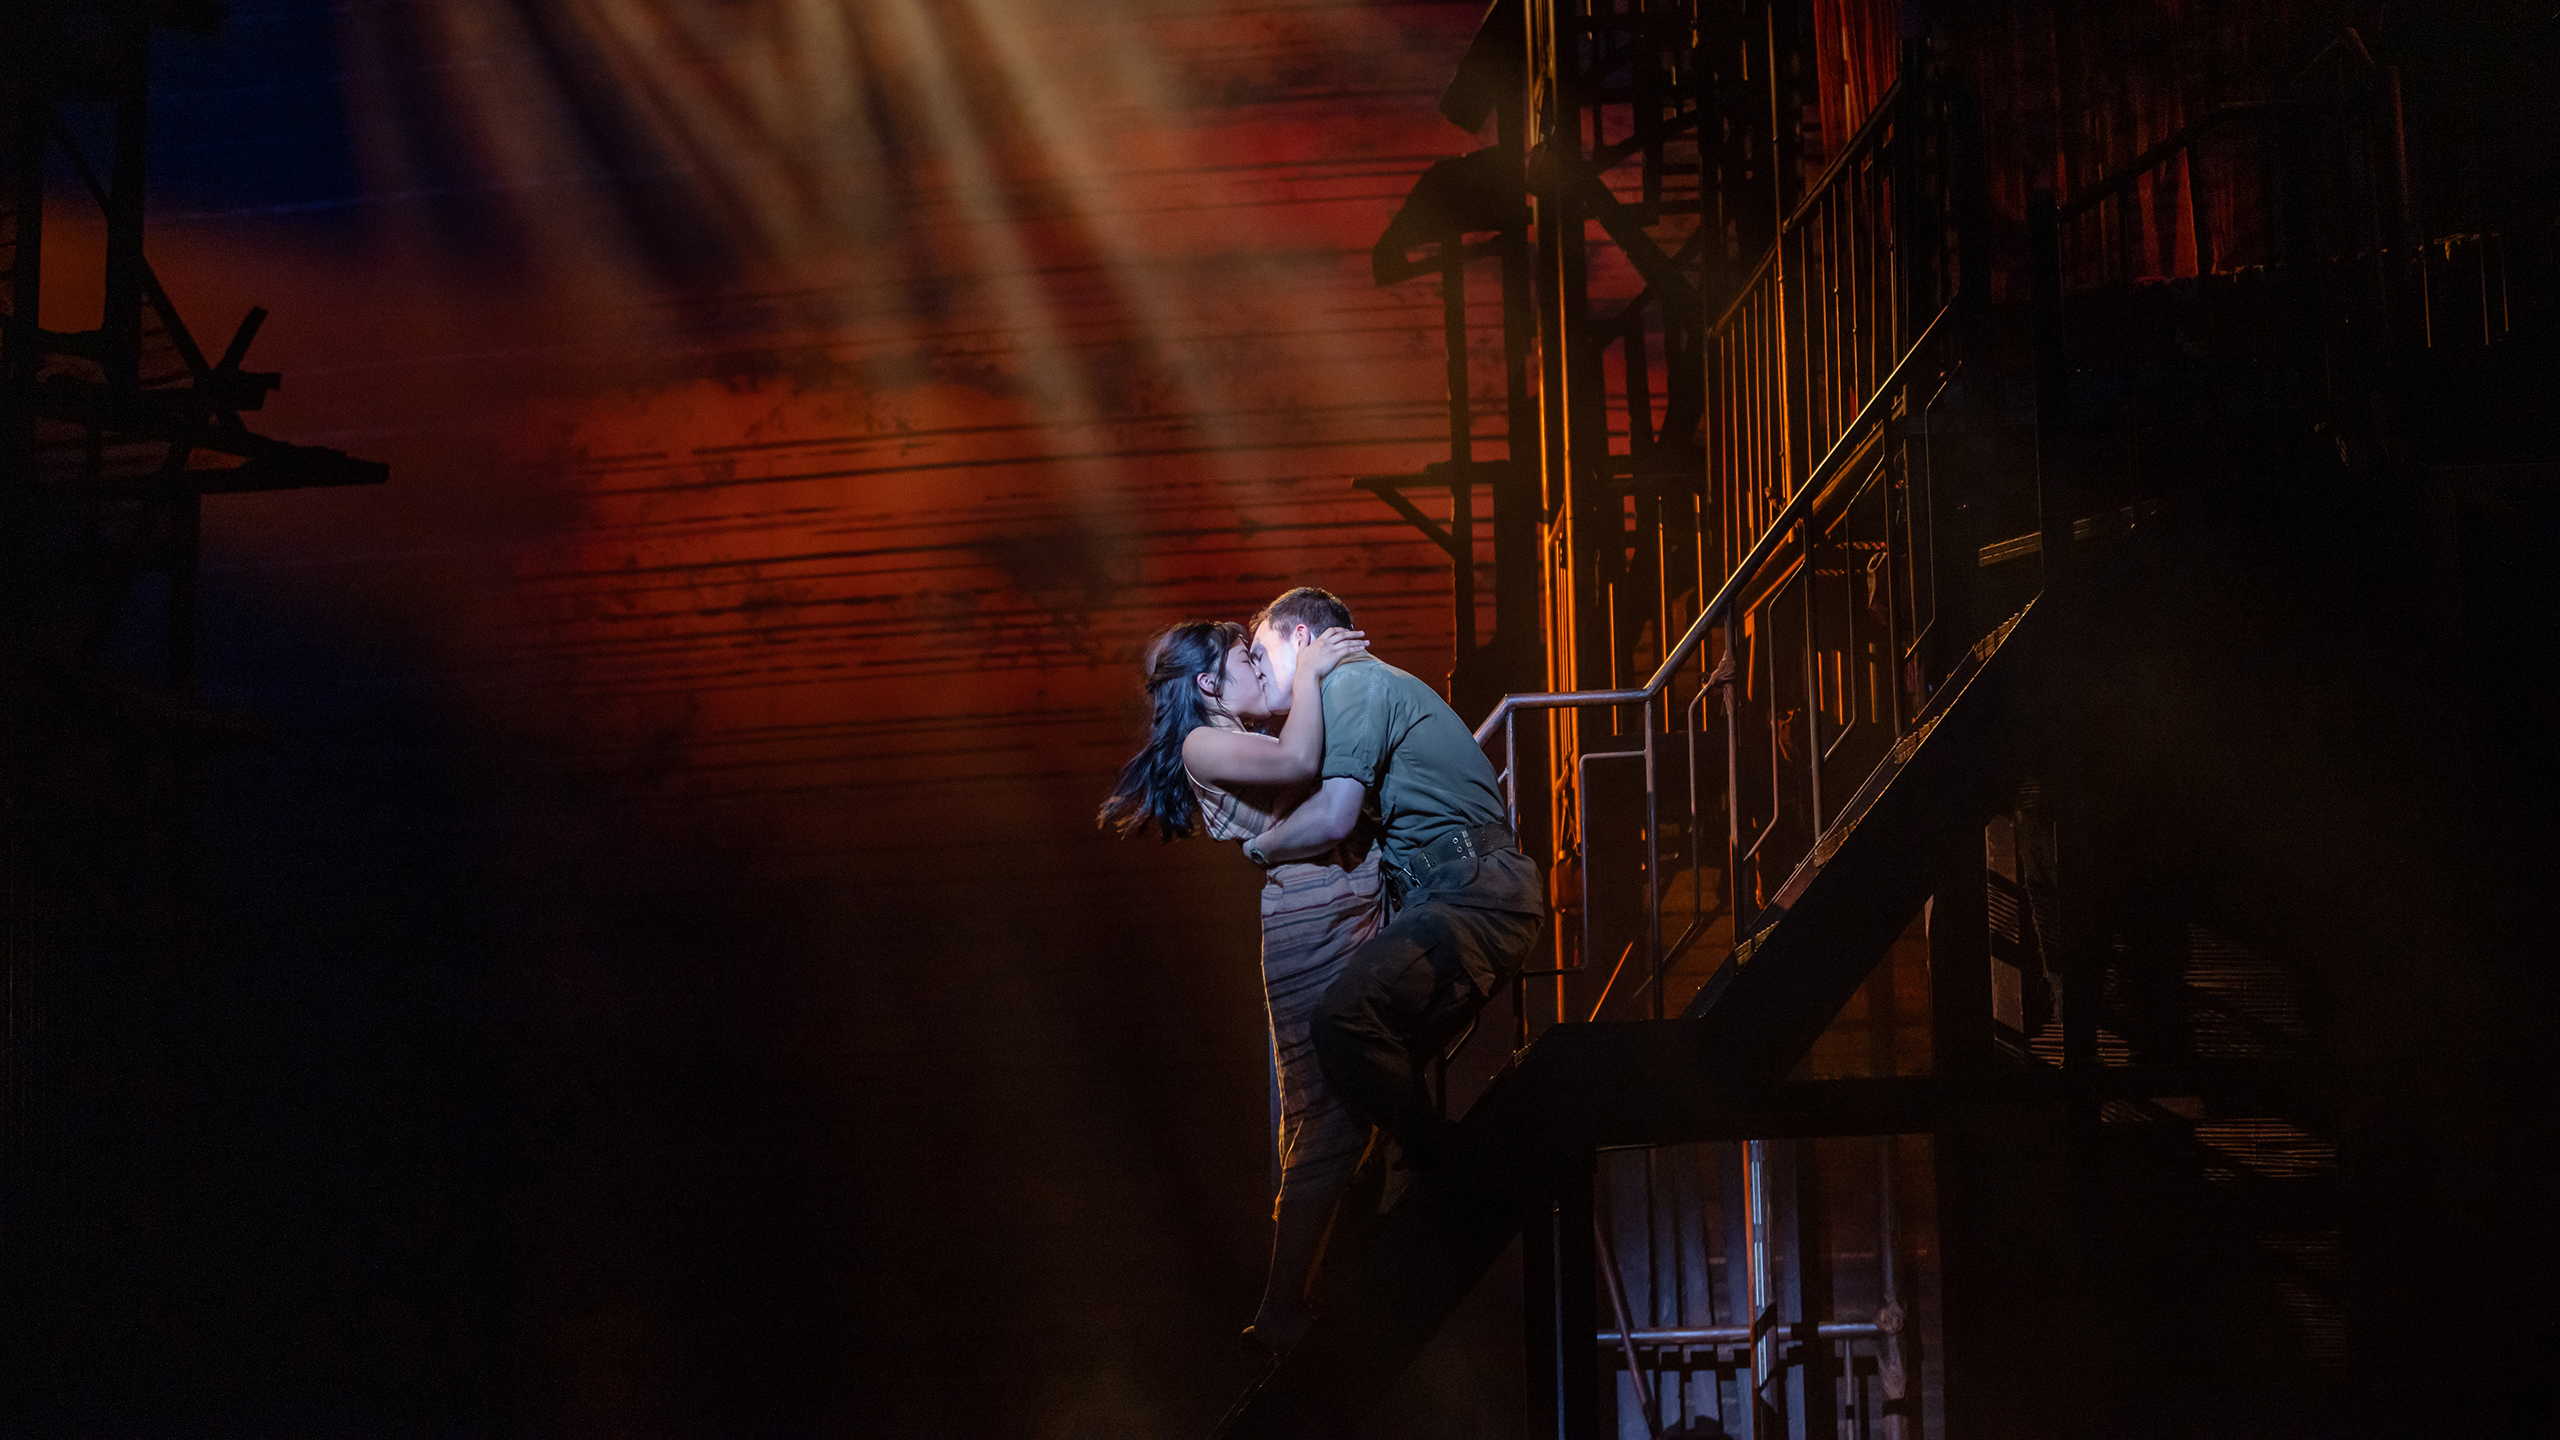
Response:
[1099,619,1246,842]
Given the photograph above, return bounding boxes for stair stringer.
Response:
[1209,601,2041,1440]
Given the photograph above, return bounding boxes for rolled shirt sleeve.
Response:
[1317,660,1390,791]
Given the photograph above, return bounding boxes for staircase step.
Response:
[1208,601,2045,1438]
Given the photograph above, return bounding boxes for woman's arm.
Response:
[1241,778,1366,866]
[1181,628,1365,786]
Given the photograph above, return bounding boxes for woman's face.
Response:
[1217,640,1272,721]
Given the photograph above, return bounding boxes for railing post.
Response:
[1495,712,1515,1050]
[1716,1140,1759,1439]
[1642,695,1661,1018]
[1686,686,1707,946]
[1743,1137,1776,1434]
[100,0,149,395]
[1894,29,1926,341]
[1575,745,1594,992]
[1799,518,1823,831]
[1722,611,1745,932]
[2028,187,2070,604]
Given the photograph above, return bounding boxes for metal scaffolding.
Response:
[1,0,385,1373]
[1291,3,2553,1438]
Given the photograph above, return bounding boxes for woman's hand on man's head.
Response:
[1305,626,1369,681]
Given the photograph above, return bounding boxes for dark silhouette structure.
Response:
[2,0,384,1406]
[1246,2,2560,1435]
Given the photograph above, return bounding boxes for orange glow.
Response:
[163,3,1499,863]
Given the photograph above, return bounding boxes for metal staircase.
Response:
[1221,7,2011,1432]
[1217,3,2557,1435]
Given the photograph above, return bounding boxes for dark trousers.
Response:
[1308,890,1544,1164]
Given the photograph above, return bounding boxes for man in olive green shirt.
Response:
[1241,588,1546,1176]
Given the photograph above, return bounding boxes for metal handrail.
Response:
[1784,78,1905,237]
[2050,27,2391,286]
[1473,301,1955,747]
[2055,100,2293,223]
[1701,78,1907,346]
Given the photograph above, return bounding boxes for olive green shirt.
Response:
[1318,656,1542,914]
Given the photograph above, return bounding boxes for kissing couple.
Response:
[1100,586,1547,1352]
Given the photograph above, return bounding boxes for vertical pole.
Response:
[1530,0,1581,930]
[1447,247,1474,470]
[2385,66,2417,251]
[1454,474,1478,663]
[1505,713,1522,837]
[1576,751,1594,991]
[1559,1150,1602,1440]
[2184,145,2216,277]
[1875,1132,1908,1440]
[1686,688,1703,932]
[1763,3,1794,508]
[1799,521,1822,831]
[1493,65,1550,913]
[1722,610,1745,930]
[1744,1138,1774,1435]
[1774,1140,1826,1440]
[1509,714,1530,1052]
[2027,188,2068,603]
[7,74,43,394]
[1929,829,2014,1438]
[1894,31,1926,338]
[1563,195,1606,704]
[2028,177,2099,1218]
[2384,67,2419,347]
[1642,694,1661,1018]
[165,490,201,982]
[1718,1141,1758,1440]
[102,0,148,394]
[1445,250,1480,684]
[169,497,199,695]
[1526,1190,1565,1440]
[1869,928,1911,1439]
[5,62,43,603]
[3,50,45,1096]
[1947,47,1990,366]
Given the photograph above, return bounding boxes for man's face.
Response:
[1250,621,1305,713]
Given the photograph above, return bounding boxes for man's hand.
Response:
[1706,645,1737,692]
[1248,777,1366,865]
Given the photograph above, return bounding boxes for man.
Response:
[1239,587,1545,1181]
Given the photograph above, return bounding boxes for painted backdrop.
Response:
[83,1,1516,1434]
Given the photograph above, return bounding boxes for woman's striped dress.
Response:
[1190,770,1384,1222]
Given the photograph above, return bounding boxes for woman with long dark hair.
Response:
[1099,618,1381,1352]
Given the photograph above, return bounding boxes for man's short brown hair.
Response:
[1253,586,1355,641]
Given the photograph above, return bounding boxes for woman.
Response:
[1098,618,1382,1352]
